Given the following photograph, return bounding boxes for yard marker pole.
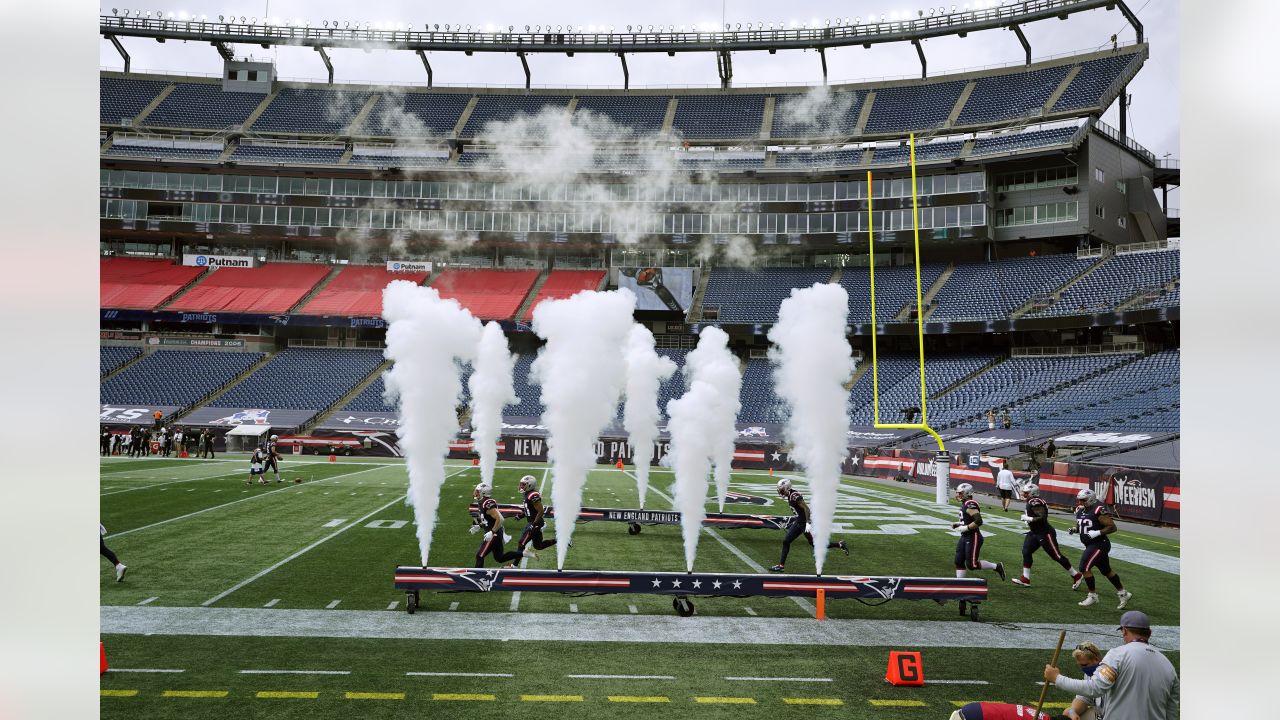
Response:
[1036,630,1067,715]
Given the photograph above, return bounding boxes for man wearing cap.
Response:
[1043,610,1179,719]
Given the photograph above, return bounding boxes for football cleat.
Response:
[1071,573,1085,591]
[522,546,538,560]
[837,541,849,557]
[1010,577,1031,588]
[1079,592,1099,607]
[1117,590,1133,609]
[769,564,785,572]
[995,562,1007,581]
[115,564,128,582]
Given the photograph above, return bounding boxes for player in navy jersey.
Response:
[470,482,523,568]
[768,478,848,572]
[951,483,1007,580]
[247,447,267,485]
[1011,484,1083,588]
[265,434,282,483]
[514,474,555,559]
[1070,488,1132,608]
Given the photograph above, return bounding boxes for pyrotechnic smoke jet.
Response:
[382,281,482,566]
[768,283,854,575]
[531,288,637,569]
[469,321,517,488]
[622,325,676,509]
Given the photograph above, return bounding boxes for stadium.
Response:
[97,1,1180,718]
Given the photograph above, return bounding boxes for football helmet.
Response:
[955,482,974,499]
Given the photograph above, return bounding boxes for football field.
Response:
[100,455,1179,718]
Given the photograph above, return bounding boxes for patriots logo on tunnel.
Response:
[738,426,769,438]
[442,568,499,592]
[838,576,903,600]
[212,409,272,425]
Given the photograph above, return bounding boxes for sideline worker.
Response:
[1044,610,1179,719]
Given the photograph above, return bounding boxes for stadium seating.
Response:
[508,354,543,417]
[100,346,142,376]
[347,150,450,168]
[671,95,766,139]
[166,264,331,314]
[869,140,965,166]
[343,375,396,414]
[100,76,167,125]
[462,95,572,137]
[956,64,1073,125]
[104,142,223,161]
[214,348,384,412]
[773,149,864,168]
[849,353,1000,425]
[1031,250,1180,317]
[430,269,540,320]
[522,270,606,320]
[575,95,671,135]
[863,80,967,134]
[970,125,1081,156]
[702,268,834,324]
[770,90,862,138]
[929,254,1098,321]
[1014,349,1179,432]
[298,266,430,316]
[737,358,780,423]
[100,349,264,408]
[142,82,265,129]
[230,143,345,164]
[252,88,371,134]
[841,264,948,324]
[361,92,472,137]
[927,354,1134,427]
[101,257,206,310]
[1051,52,1138,113]
[1133,284,1180,310]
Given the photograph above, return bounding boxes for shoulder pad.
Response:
[481,498,496,510]
[528,492,541,502]
[789,491,803,503]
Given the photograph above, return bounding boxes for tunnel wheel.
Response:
[673,597,695,617]
[627,523,642,535]
[406,591,419,614]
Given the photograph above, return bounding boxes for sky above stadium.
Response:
[98,1,1179,161]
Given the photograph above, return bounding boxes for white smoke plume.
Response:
[622,325,677,509]
[382,281,482,566]
[667,326,742,570]
[767,283,854,575]
[469,322,517,488]
[531,288,637,569]
[774,85,859,138]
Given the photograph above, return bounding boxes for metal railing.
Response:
[1089,118,1157,165]
[1011,342,1145,357]
[1115,240,1171,255]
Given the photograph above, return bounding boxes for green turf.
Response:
[100,634,1179,720]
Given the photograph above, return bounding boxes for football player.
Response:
[769,478,849,572]
[100,524,127,582]
[949,701,1066,719]
[1011,484,1083,588]
[470,482,523,568]
[951,483,1006,580]
[247,447,267,485]
[1070,488,1132,608]
[266,434,282,483]
[514,474,555,560]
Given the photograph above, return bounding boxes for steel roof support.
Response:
[618,52,629,90]
[107,35,130,74]
[416,50,434,87]
[1115,1,1144,43]
[912,39,927,79]
[315,46,334,84]
[818,47,828,85]
[1010,24,1031,66]
[212,41,234,62]
[716,49,732,89]
[518,51,530,89]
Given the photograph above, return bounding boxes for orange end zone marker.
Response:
[329,454,337,462]
[615,460,624,469]
[100,642,107,675]
[816,589,826,620]
[885,651,924,686]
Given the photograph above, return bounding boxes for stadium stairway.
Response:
[152,267,212,310]
[661,98,678,135]
[512,270,551,321]
[1116,276,1180,311]
[685,268,713,323]
[853,91,875,134]
[130,84,176,128]
[932,354,1006,399]
[1010,253,1112,318]
[217,139,237,163]
[898,263,955,320]
[452,97,480,138]
[1043,65,1083,112]
[287,267,343,314]
[299,359,391,435]
[759,96,776,140]
[241,89,280,133]
[100,347,147,381]
[943,81,977,129]
[345,94,382,135]
[169,350,276,421]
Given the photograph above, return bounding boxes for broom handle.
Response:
[1036,630,1067,716]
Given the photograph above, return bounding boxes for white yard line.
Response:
[239,669,350,675]
[200,495,403,607]
[263,599,279,608]
[387,601,399,610]
[101,468,252,496]
[325,600,341,609]
[137,597,158,605]
[928,679,990,685]
[724,676,833,682]
[407,672,514,678]
[107,668,185,673]
[567,674,675,680]
[108,464,391,539]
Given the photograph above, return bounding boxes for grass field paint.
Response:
[382,281,481,565]
[469,322,517,489]
[531,289,636,569]
[622,325,677,509]
[768,283,854,574]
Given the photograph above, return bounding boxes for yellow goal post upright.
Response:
[866,132,952,504]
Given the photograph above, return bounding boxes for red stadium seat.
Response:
[522,270,606,320]
[165,263,331,314]
[298,266,429,316]
[101,258,207,310]
[430,269,540,321]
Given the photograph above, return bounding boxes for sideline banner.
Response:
[100,404,182,425]
[181,406,318,429]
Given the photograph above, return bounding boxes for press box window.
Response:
[1094,168,1105,183]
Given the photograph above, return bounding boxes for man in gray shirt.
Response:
[1044,610,1179,719]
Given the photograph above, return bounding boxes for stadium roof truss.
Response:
[101,0,1142,89]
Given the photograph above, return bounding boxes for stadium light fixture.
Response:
[111,7,117,14]
[854,16,861,24]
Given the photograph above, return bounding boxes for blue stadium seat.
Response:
[215,348,384,412]
[143,82,265,129]
[770,90,862,138]
[1031,250,1180,317]
[230,143,345,164]
[702,268,833,324]
[1051,53,1139,113]
[101,346,142,376]
[100,349,264,407]
[956,64,1072,125]
[462,95,572,137]
[361,92,473,137]
[575,95,671,135]
[253,88,371,134]
[863,80,966,134]
[100,76,169,125]
[970,125,1080,156]
[671,95,765,139]
[930,254,1098,321]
